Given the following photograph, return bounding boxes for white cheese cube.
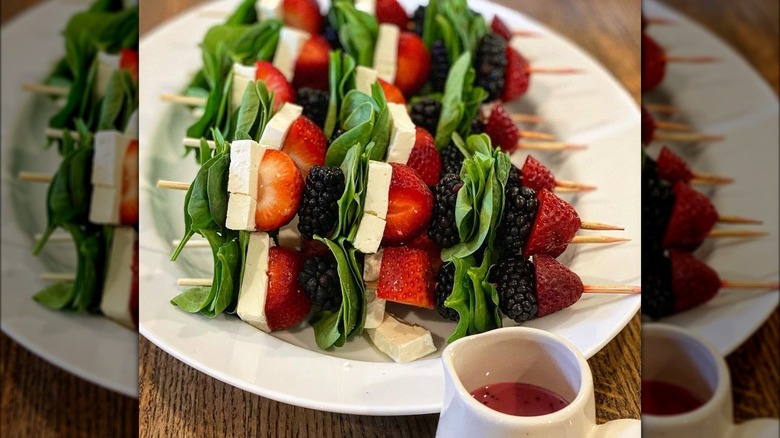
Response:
[278,215,302,248]
[100,227,136,328]
[353,213,386,254]
[354,0,376,15]
[259,103,303,149]
[96,52,119,98]
[373,24,400,83]
[355,66,379,95]
[226,193,257,231]
[367,313,436,362]
[364,161,392,219]
[385,103,416,164]
[362,250,383,282]
[255,0,283,20]
[124,109,138,139]
[228,139,265,198]
[272,27,310,81]
[232,63,257,111]
[89,186,120,225]
[237,232,272,332]
[364,288,386,329]
[92,131,131,187]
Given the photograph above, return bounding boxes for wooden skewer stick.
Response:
[160,93,207,106]
[518,141,587,151]
[172,239,210,248]
[519,130,556,141]
[528,67,583,74]
[555,186,594,194]
[40,273,76,283]
[690,171,734,185]
[718,214,762,225]
[654,120,691,131]
[18,171,53,183]
[665,55,719,63]
[708,229,767,239]
[183,137,216,149]
[44,127,80,140]
[178,278,213,287]
[582,285,641,294]
[720,280,779,290]
[511,30,542,37]
[653,132,724,143]
[34,232,72,243]
[580,221,624,231]
[555,179,596,191]
[22,83,69,96]
[511,113,544,124]
[645,103,679,114]
[570,235,630,244]
[157,180,191,191]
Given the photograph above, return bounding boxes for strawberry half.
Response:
[656,146,693,185]
[533,254,583,317]
[405,231,442,273]
[383,162,434,245]
[395,32,431,97]
[641,105,655,144]
[281,116,327,178]
[662,181,717,250]
[669,250,720,314]
[282,0,322,34]
[378,78,407,104]
[407,127,441,187]
[491,16,513,42]
[265,246,312,331]
[376,0,409,28]
[120,140,138,226]
[523,189,581,257]
[119,49,139,83]
[255,149,304,231]
[293,35,331,91]
[501,46,531,102]
[485,105,518,153]
[642,33,666,93]
[255,61,295,110]
[376,246,435,309]
[521,155,555,193]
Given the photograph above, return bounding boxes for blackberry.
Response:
[440,143,465,176]
[497,185,538,254]
[641,252,674,319]
[430,40,450,92]
[323,15,342,51]
[298,256,342,310]
[409,6,426,36]
[505,166,522,191]
[642,159,674,254]
[435,263,459,321]
[410,97,441,137]
[297,88,329,128]
[329,127,345,145]
[492,256,538,322]
[474,33,507,101]
[428,174,463,248]
[471,116,487,135]
[297,166,345,240]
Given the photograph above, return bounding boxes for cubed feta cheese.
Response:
[272,27,310,81]
[237,232,272,332]
[363,250,384,282]
[354,0,376,15]
[364,161,392,219]
[353,213,386,254]
[278,215,302,248]
[255,0,283,20]
[228,139,265,198]
[96,52,119,98]
[259,103,303,149]
[373,24,400,83]
[89,186,120,224]
[355,66,379,95]
[367,313,437,362]
[385,103,416,164]
[232,63,257,111]
[92,131,131,187]
[100,227,136,328]
[363,288,386,329]
[226,193,257,231]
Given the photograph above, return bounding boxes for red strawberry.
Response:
[282,0,322,34]
[642,33,666,93]
[521,155,555,193]
[656,146,693,185]
[255,61,295,110]
[533,254,584,317]
[406,127,441,187]
[523,189,581,257]
[265,246,312,330]
[120,140,138,226]
[376,246,435,309]
[119,49,138,83]
[395,32,431,97]
[485,105,518,153]
[641,105,655,144]
[662,182,717,250]
[293,35,331,91]
[129,240,139,328]
[669,250,720,314]
[281,116,327,178]
[378,78,406,104]
[255,149,304,231]
[491,16,512,42]
[376,0,409,28]
[405,232,442,273]
[501,46,531,102]
[301,238,331,258]
[383,163,434,245]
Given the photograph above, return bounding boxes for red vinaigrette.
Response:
[470,382,570,416]
[642,380,707,416]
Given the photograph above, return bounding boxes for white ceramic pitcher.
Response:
[436,327,641,438]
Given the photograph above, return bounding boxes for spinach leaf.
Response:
[33,283,75,310]
[207,152,230,229]
[225,0,258,25]
[435,52,470,149]
[333,2,379,67]
[443,257,474,342]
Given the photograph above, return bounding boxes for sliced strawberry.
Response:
[293,35,331,91]
[119,49,138,83]
[255,61,295,110]
[523,189,581,257]
[376,0,409,28]
[662,181,717,250]
[669,250,720,314]
[378,78,406,104]
[281,116,326,178]
[282,0,322,34]
[407,127,441,187]
[395,32,431,97]
[129,240,139,328]
[265,246,312,331]
[485,105,518,153]
[642,33,666,93]
[521,155,555,193]
[491,16,513,42]
[376,246,435,309]
[383,163,434,245]
[533,254,583,317]
[656,146,694,185]
[405,231,442,273]
[255,149,304,231]
[641,105,655,144]
[501,46,531,102]
[120,140,138,226]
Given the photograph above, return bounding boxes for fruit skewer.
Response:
[642,105,723,144]
[649,146,733,186]
[643,33,717,93]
